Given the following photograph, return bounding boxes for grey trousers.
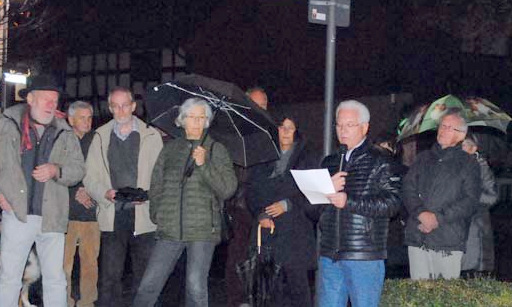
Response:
[408,246,463,280]
[133,239,216,307]
[0,211,67,307]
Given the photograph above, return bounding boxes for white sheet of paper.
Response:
[290,169,336,205]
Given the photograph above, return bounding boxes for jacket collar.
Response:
[347,139,371,161]
[100,117,156,138]
[3,103,71,132]
[432,142,464,158]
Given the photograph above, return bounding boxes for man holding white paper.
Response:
[316,100,402,307]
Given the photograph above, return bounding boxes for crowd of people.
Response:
[0,75,498,307]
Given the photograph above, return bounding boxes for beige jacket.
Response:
[83,117,163,235]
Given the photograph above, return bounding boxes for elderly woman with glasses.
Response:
[134,97,237,307]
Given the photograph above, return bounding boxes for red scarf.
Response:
[20,107,66,153]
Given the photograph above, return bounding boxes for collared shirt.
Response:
[345,137,367,161]
[113,116,139,141]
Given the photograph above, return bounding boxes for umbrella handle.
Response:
[257,224,276,255]
[257,224,261,254]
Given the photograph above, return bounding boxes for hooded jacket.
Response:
[0,104,85,232]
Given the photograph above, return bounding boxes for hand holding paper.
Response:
[326,192,347,208]
[331,172,348,192]
[291,169,341,204]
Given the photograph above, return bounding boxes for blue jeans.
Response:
[317,256,385,307]
[133,239,216,307]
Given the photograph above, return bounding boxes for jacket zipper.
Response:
[29,135,41,208]
[179,181,185,240]
[179,142,192,241]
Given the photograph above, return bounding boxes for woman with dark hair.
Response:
[246,115,317,307]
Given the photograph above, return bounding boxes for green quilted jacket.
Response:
[149,135,237,242]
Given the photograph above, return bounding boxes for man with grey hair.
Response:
[317,100,402,306]
[403,108,481,280]
[64,100,98,307]
[0,74,85,307]
[83,87,163,306]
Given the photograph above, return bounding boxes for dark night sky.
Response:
[7,0,512,117]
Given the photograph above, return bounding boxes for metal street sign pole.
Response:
[309,0,350,156]
[323,1,337,157]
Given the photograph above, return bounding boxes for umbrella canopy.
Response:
[145,74,280,167]
[398,95,512,141]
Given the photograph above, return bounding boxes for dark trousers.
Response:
[96,230,155,307]
[225,206,252,307]
[279,265,313,307]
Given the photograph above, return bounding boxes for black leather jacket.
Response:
[403,143,481,252]
[319,140,402,261]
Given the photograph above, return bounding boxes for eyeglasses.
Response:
[186,115,207,122]
[335,122,360,129]
[278,125,296,132]
[109,103,133,111]
[439,124,465,133]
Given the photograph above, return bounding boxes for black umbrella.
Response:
[144,74,280,167]
[236,225,282,307]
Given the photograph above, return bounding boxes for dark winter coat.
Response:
[318,140,403,261]
[149,134,237,242]
[403,143,481,252]
[246,139,318,269]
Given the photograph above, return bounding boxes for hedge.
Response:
[380,278,512,306]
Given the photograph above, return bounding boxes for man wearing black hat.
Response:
[0,74,85,307]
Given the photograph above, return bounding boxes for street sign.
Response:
[308,0,351,27]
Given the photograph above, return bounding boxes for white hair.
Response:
[108,86,134,105]
[175,98,213,128]
[441,108,468,132]
[335,100,370,123]
[67,100,93,117]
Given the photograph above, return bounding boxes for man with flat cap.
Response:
[0,74,85,307]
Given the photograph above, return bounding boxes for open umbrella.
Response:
[398,95,511,141]
[144,74,280,167]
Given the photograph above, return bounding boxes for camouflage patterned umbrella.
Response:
[398,95,511,141]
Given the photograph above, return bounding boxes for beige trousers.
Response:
[408,246,463,280]
[64,221,100,307]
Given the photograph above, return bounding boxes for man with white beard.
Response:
[0,74,85,307]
